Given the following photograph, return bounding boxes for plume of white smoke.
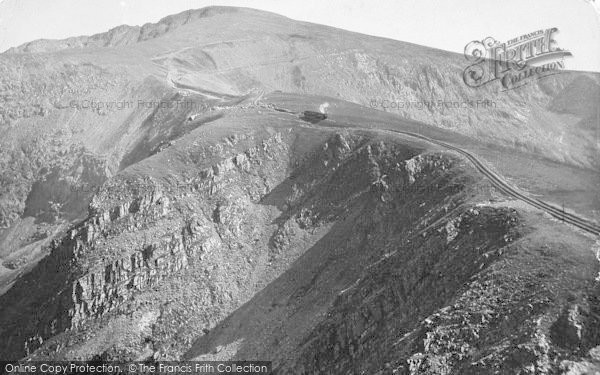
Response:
[594,239,600,282]
[319,102,329,114]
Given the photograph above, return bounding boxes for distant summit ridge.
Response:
[5,6,272,53]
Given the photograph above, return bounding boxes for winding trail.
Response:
[381,128,600,236]
[268,104,600,236]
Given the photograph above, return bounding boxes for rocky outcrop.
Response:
[551,305,586,350]
[2,127,597,371]
[279,207,520,374]
[0,131,291,360]
[0,6,597,368]
[0,183,215,357]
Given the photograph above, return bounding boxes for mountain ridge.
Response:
[4,6,294,54]
[0,7,598,372]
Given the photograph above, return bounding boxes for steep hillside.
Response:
[5,7,250,53]
[1,6,597,234]
[0,107,596,374]
[0,6,598,373]
[5,7,598,167]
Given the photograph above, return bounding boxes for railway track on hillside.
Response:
[381,129,600,236]
[272,105,600,236]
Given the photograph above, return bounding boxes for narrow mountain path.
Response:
[265,104,600,236]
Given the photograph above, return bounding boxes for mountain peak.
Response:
[5,6,277,54]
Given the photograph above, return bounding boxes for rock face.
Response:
[551,305,586,350]
[0,7,597,266]
[0,115,598,372]
[0,129,292,359]
[1,184,196,356]
[0,128,451,358]
[279,206,519,374]
[0,6,598,372]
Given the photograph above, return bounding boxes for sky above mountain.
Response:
[0,0,598,72]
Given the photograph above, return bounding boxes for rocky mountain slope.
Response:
[0,105,597,373]
[0,6,598,373]
[1,6,598,232]
[6,7,241,54]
